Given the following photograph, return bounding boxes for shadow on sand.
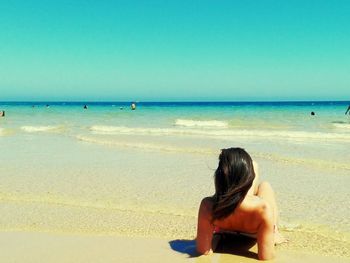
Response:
[169,233,258,260]
[169,239,198,257]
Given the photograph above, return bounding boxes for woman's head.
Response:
[212,147,255,221]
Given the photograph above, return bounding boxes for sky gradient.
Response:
[0,0,349,101]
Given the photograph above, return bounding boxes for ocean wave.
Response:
[89,125,350,141]
[333,122,350,129]
[77,135,350,171]
[77,135,217,155]
[175,119,228,128]
[21,125,64,133]
[220,130,350,141]
[90,125,179,135]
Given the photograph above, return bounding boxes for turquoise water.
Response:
[0,101,349,256]
[1,101,349,133]
[1,101,349,181]
[1,101,349,164]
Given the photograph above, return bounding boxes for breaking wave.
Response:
[21,125,64,133]
[89,125,350,142]
[175,119,228,128]
[76,135,216,155]
[333,122,350,129]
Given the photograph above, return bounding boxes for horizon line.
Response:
[0,100,349,103]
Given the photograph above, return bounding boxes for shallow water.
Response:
[0,101,349,257]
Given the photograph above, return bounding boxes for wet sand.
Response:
[1,231,349,263]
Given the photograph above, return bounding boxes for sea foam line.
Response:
[333,123,350,129]
[89,125,350,141]
[175,119,228,128]
[77,135,350,171]
[21,125,63,133]
[77,135,216,155]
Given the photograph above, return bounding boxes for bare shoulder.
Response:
[199,197,214,214]
[240,195,271,218]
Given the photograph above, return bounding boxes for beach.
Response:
[0,101,349,262]
[1,232,350,263]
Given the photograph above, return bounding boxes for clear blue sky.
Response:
[0,0,349,101]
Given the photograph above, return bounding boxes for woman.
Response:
[196,148,286,260]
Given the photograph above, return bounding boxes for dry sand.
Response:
[1,231,349,263]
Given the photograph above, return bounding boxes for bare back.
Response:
[196,192,275,260]
[213,195,266,235]
[196,160,285,260]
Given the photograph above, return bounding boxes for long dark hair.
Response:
[212,147,255,221]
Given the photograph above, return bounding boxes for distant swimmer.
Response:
[120,107,124,110]
[83,105,88,109]
[0,110,5,117]
[46,104,50,108]
[345,105,350,115]
[311,111,315,116]
[131,102,136,110]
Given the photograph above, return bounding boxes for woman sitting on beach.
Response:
[196,147,286,260]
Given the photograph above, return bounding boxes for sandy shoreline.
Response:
[1,104,350,262]
[1,231,349,263]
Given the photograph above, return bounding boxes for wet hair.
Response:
[212,147,255,221]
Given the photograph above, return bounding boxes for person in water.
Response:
[196,148,287,260]
[345,105,350,115]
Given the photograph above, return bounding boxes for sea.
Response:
[0,101,349,257]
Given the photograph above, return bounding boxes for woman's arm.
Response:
[196,197,215,255]
[256,201,275,260]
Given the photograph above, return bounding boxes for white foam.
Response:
[90,125,350,142]
[77,135,217,155]
[175,119,228,128]
[333,123,350,129]
[90,125,175,135]
[21,126,62,133]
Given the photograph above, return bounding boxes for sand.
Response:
[1,104,349,262]
[1,231,349,263]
